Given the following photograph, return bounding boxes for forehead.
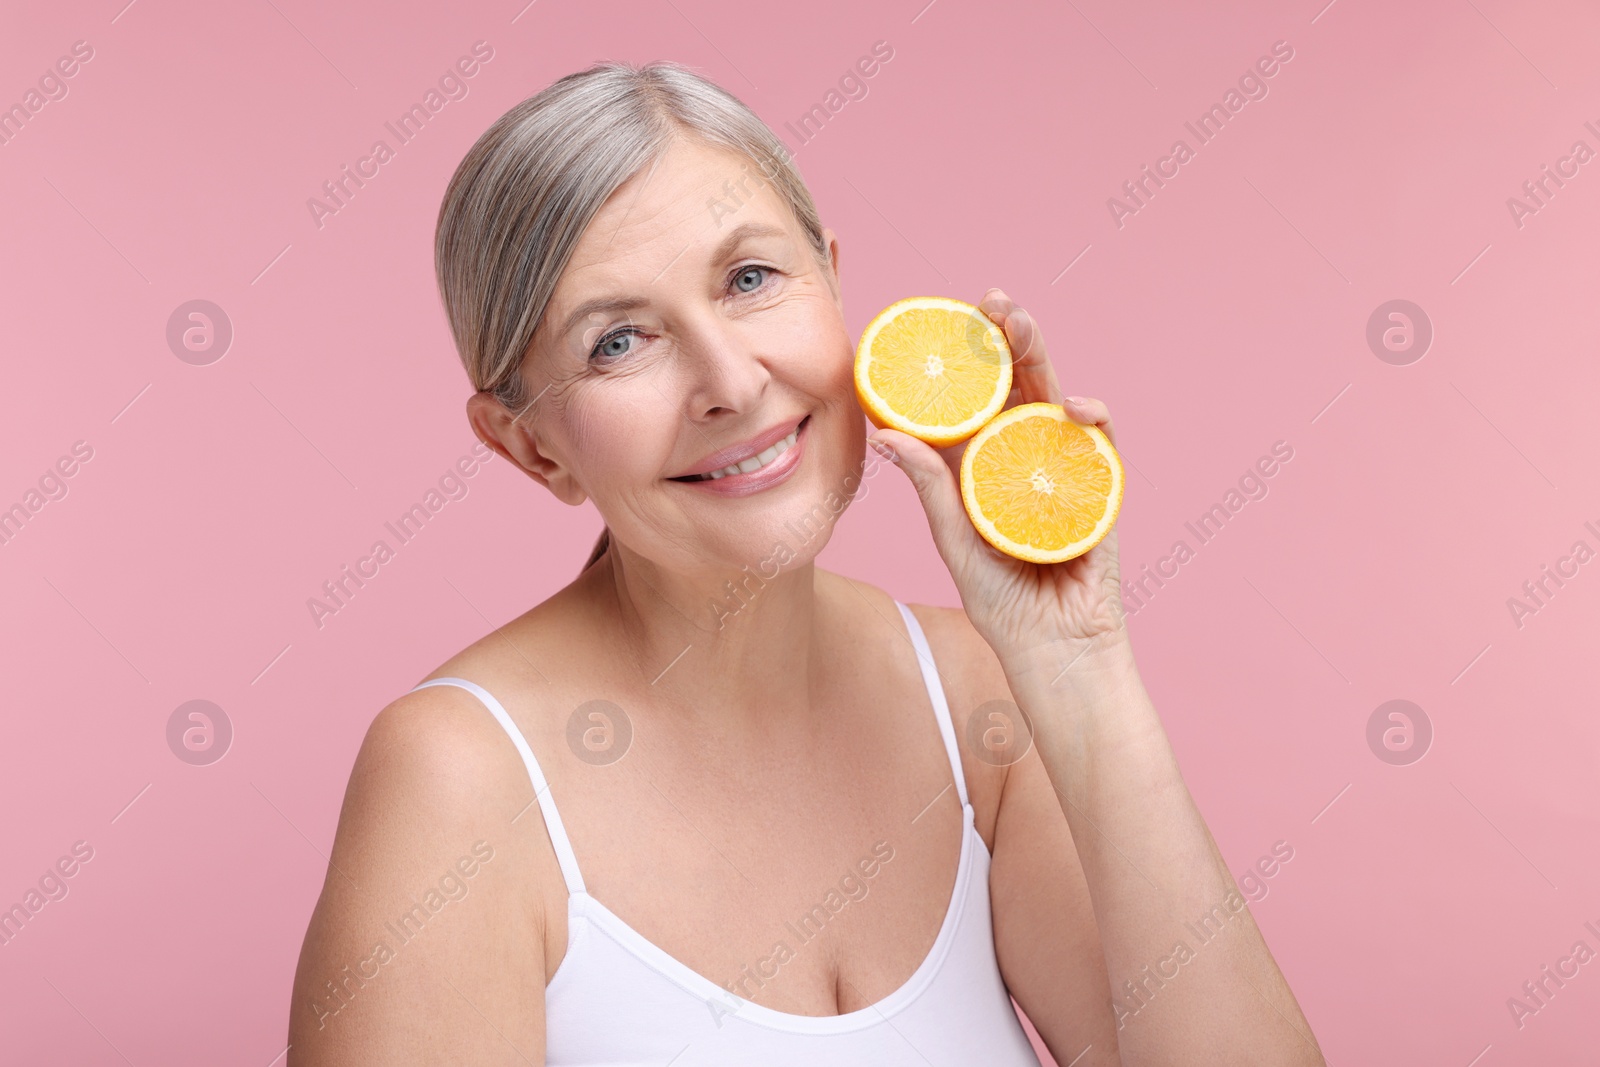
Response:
[561,137,794,280]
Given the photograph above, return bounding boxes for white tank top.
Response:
[411,600,1043,1065]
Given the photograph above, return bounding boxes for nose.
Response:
[679,308,771,420]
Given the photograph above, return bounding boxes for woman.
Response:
[289,61,1324,1066]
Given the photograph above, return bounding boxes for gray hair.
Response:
[434,60,831,570]
[433,60,834,411]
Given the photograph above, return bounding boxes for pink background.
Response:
[3,0,1598,1063]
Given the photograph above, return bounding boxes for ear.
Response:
[466,391,588,507]
[821,226,842,299]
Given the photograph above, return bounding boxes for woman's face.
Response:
[503,137,865,575]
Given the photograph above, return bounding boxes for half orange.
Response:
[855,297,1013,447]
[959,402,1124,563]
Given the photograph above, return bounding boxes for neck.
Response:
[584,539,823,727]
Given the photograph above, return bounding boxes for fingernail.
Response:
[1065,395,1086,406]
[868,438,899,463]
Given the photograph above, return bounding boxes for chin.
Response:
[660,404,866,568]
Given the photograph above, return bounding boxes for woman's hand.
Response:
[871,294,1329,1065]
[866,288,1129,666]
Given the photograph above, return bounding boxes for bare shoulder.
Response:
[822,571,1011,706]
[287,681,552,1062]
[899,602,1017,798]
[830,574,1016,842]
[347,682,538,830]
[901,601,1014,707]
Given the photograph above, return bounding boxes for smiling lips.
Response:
[671,415,809,481]
[670,414,810,492]
[684,425,801,480]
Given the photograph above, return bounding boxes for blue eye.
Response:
[590,329,636,364]
[733,265,768,293]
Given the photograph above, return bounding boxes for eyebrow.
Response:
[553,221,793,339]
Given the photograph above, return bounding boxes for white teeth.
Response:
[692,426,800,481]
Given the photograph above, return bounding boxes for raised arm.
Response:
[1002,621,1322,1064]
[869,289,1324,1066]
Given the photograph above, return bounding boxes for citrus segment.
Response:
[959,402,1124,563]
[855,297,1013,447]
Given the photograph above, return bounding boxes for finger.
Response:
[978,289,1062,407]
[1063,395,1117,448]
[977,288,1016,331]
[867,428,977,563]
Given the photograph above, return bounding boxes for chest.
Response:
[531,694,978,1017]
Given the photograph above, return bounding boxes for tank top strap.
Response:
[894,600,970,809]
[409,677,587,895]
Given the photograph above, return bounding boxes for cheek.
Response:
[799,343,851,400]
[784,309,853,395]
[788,314,858,425]
[825,328,854,386]
[565,391,673,486]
